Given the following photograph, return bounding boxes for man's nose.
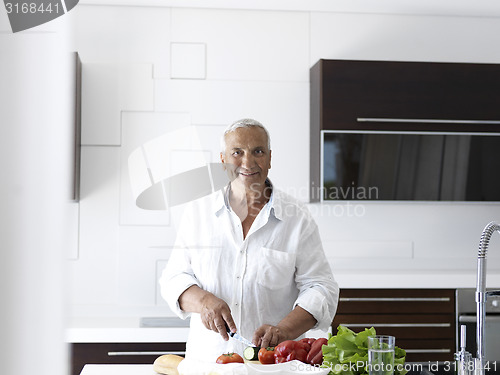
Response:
[241,153,255,168]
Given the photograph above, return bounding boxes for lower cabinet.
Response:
[332,289,456,362]
[71,342,186,375]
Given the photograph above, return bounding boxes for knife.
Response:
[226,325,256,347]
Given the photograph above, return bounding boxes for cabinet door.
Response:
[312,59,500,132]
[71,342,185,375]
[332,289,456,362]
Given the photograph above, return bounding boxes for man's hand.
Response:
[252,324,290,348]
[199,293,236,341]
[253,306,317,348]
[178,285,237,341]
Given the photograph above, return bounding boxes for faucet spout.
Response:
[475,221,500,375]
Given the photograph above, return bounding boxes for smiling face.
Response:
[220,126,272,194]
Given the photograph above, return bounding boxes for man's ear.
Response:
[220,152,226,169]
[269,150,272,169]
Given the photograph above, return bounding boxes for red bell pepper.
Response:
[306,337,328,365]
[298,337,316,353]
[274,340,309,364]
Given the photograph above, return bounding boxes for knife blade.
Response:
[226,325,256,347]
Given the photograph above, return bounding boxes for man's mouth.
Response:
[239,171,258,177]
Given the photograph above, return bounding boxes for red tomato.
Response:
[258,347,276,364]
[216,352,244,364]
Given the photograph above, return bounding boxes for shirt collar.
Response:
[268,183,283,221]
[214,179,282,221]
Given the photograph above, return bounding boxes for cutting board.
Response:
[178,359,329,374]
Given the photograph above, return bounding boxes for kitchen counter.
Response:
[80,364,155,375]
[78,362,500,375]
[66,276,500,344]
[79,362,331,375]
[334,271,500,289]
[66,317,190,343]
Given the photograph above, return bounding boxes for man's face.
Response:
[220,126,271,191]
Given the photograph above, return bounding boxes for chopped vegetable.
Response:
[322,326,407,375]
[243,346,260,361]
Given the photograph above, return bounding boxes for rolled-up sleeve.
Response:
[159,258,199,319]
[293,219,339,332]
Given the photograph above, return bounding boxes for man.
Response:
[160,118,338,361]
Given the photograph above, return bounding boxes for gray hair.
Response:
[220,118,271,152]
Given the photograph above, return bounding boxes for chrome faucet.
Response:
[475,221,500,375]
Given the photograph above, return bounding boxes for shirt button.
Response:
[236,276,240,279]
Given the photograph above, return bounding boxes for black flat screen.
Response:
[323,132,500,201]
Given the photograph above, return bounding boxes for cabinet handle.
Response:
[107,351,185,356]
[404,349,451,353]
[341,323,450,328]
[357,118,500,125]
[339,297,450,302]
[459,315,500,323]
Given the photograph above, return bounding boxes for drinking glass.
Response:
[368,335,395,375]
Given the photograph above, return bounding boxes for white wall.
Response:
[67,4,500,318]
[0,9,74,375]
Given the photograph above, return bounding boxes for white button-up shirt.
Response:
[160,183,339,361]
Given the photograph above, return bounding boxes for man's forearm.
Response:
[178,285,210,313]
[277,305,317,340]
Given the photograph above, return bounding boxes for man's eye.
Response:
[232,150,241,156]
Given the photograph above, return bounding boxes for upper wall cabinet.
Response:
[309,60,500,202]
[310,59,500,132]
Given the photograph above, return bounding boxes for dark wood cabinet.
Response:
[332,288,456,363]
[310,59,500,132]
[71,342,185,375]
[310,59,500,202]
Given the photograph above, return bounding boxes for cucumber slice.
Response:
[243,346,260,361]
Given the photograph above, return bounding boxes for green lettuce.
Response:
[321,326,407,375]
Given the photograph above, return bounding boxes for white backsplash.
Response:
[68,4,500,318]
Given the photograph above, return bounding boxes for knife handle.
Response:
[225,322,235,337]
